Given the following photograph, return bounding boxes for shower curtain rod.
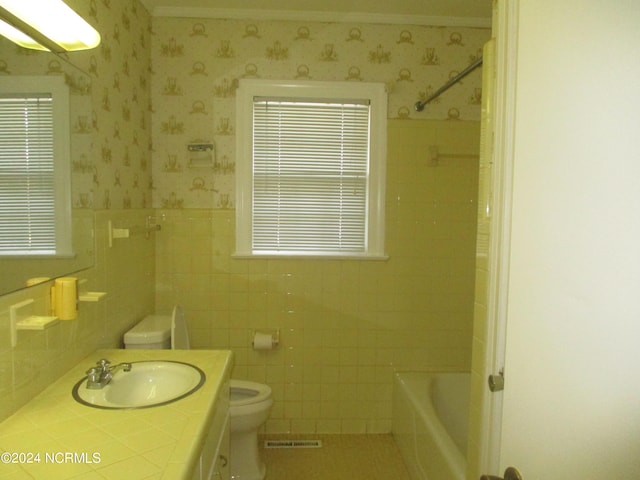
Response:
[414,57,483,112]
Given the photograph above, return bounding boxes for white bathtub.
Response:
[392,372,470,480]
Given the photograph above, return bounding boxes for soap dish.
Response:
[79,291,107,302]
[16,316,59,331]
[10,299,60,347]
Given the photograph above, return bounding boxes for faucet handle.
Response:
[85,367,101,387]
[96,358,111,369]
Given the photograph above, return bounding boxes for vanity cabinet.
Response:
[193,377,230,480]
[207,418,230,480]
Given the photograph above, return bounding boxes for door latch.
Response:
[488,368,504,392]
[481,466,523,480]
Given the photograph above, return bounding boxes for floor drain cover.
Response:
[264,439,323,449]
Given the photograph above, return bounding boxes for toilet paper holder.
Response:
[252,329,280,349]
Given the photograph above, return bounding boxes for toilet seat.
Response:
[230,379,272,407]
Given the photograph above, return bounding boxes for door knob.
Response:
[481,466,523,480]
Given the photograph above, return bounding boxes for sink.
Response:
[72,360,206,409]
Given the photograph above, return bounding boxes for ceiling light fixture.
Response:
[0,0,100,52]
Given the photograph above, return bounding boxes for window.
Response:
[0,76,71,256]
[235,79,387,258]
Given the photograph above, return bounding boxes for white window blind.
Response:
[0,94,56,254]
[236,80,387,258]
[0,76,71,257]
[252,98,370,254]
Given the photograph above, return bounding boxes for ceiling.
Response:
[139,0,492,27]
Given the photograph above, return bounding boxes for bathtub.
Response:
[392,372,470,480]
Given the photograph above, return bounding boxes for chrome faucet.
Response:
[85,358,132,389]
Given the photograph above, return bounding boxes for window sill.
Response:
[0,252,77,259]
[232,252,389,261]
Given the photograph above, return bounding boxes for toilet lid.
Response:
[171,305,190,349]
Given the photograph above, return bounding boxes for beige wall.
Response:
[497,1,640,477]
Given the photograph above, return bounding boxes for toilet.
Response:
[229,380,273,480]
[124,306,273,480]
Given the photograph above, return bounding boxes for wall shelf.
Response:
[9,299,59,347]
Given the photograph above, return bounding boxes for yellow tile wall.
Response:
[0,210,156,422]
[155,120,480,433]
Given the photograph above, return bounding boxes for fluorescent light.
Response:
[0,0,100,52]
[0,17,48,50]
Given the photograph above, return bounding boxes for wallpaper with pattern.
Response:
[0,4,490,214]
[77,0,153,212]
[0,0,153,212]
[152,18,491,209]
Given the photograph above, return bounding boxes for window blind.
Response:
[252,98,370,254]
[0,94,56,254]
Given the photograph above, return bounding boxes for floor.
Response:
[259,434,412,480]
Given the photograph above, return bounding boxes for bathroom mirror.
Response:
[0,36,95,295]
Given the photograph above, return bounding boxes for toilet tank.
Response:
[123,314,171,349]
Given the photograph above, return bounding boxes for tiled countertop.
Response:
[0,349,233,480]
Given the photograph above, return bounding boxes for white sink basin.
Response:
[72,360,206,409]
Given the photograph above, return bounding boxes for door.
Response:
[485,1,640,478]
